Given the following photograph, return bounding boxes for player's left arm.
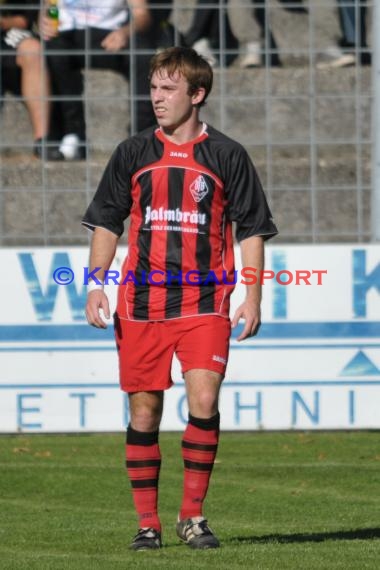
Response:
[231,234,264,341]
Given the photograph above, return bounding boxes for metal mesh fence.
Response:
[0,0,374,245]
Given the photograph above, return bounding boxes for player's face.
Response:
[150,70,203,131]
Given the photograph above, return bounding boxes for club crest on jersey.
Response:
[189,175,209,203]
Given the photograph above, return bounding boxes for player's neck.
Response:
[160,117,204,146]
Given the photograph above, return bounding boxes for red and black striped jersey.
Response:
[82,123,278,320]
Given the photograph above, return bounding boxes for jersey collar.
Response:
[155,122,209,147]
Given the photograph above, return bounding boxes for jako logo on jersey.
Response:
[144,206,206,225]
[189,175,209,203]
[169,151,188,158]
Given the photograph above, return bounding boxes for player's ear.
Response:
[191,87,206,107]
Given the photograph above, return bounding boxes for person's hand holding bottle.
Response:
[40,0,60,41]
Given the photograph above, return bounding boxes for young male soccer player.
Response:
[82,46,278,550]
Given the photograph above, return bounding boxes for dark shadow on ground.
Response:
[229,527,380,544]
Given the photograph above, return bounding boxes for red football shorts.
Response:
[114,315,231,393]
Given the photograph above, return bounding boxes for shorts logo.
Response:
[189,175,209,203]
[212,354,227,365]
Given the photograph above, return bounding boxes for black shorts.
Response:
[1,42,21,96]
[1,30,35,96]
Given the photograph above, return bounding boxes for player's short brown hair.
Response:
[149,46,213,107]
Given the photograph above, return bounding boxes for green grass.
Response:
[1,432,380,569]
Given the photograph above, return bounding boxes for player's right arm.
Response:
[85,227,118,329]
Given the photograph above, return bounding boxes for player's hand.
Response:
[231,301,261,341]
[85,290,110,329]
[101,28,129,51]
[39,15,58,41]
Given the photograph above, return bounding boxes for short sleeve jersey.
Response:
[82,124,278,321]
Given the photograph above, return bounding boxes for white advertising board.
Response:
[0,245,379,432]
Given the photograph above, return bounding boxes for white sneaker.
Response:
[240,41,261,68]
[59,134,82,160]
[192,38,218,68]
[317,47,356,69]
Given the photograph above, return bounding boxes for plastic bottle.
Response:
[47,0,59,32]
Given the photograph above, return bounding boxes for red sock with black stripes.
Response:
[126,425,161,532]
[179,412,220,520]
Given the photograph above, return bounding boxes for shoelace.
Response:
[135,528,157,540]
[197,520,212,534]
[186,519,212,536]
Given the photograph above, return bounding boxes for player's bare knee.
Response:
[129,398,162,432]
[130,408,161,432]
[189,391,219,418]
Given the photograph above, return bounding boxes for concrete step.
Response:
[1,65,371,152]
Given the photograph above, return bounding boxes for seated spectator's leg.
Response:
[132,32,157,133]
[84,27,137,135]
[1,43,21,117]
[1,33,61,159]
[183,0,220,66]
[184,0,215,47]
[88,26,156,135]
[83,26,155,135]
[338,0,355,45]
[252,0,282,66]
[359,1,368,48]
[150,0,184,51]
[47,30,86,151]
[209,0,239,66]
[338,0,371,65]
[337,0,369,63]
[358,2,370,63]
[149,0,172,26]
[16,37,50,141]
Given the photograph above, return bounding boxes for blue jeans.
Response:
[337,0,367,47]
